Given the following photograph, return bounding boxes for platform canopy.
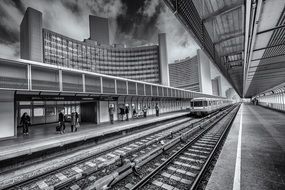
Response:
[163,0,285,98]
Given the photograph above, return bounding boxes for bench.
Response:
[133,111,144,119]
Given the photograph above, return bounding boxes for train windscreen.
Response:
[192,101,208,107]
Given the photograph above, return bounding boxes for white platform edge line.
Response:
[233,104,243,190]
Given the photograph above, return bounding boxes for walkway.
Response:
[206,103,285,190]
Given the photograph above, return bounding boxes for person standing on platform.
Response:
[143,105,147,118]
[120,106,125,121]
[20,112,31,135]
[71,112,79,132]
[109,105,114,124]
[58,111,65,134]
[132,108,137,118]
[125,105,129,121]
[155,103,159,116]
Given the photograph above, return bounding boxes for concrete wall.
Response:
[20,7,43,62]
[158,33,169,86]
[99,101,109,123]
[197,49,212,95]
[0,91,15,139]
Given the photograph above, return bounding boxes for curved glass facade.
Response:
[43,29,160,83]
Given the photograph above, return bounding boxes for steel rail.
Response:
[190,104,240,190]
[130,104,238,190]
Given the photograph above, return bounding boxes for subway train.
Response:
[190,97,233,116]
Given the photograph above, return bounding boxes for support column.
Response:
[27,64,32,90]
[0,91,15,139]
[114,79,117,94]
[59,70,63,91]
[82,74,86,93]
[100,77,103,94]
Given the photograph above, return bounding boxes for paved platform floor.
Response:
[206,103,285,190]
[0,111,188,161]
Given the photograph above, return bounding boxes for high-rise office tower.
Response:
[89,15,110,45]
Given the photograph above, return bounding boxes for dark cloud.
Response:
[61,0,81,15]
[8,0,26,14]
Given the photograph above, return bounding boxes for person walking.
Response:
[58,111,65,134]
[109,105,114,124]
[75,111,79,131]
[20,112,31,135]
[125,106,129,121]
[155,103,159,116]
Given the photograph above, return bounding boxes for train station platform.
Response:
[206,103,285,190]
[0,111,189,162]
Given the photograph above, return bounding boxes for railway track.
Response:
[1,116,199,190]
[109,104,239,190]
[2,106,235,190]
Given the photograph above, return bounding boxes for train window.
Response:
[191,102,194,107]
[194,101,203,107]
[203,101,208,106]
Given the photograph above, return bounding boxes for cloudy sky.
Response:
[0,0,200,63]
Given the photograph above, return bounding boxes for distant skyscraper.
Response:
[20,7,43,62]
[89,15,110,45]
[169,55,200,92]
[212,76,221,96]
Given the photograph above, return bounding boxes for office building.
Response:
[169,56,200,92]
[20,7,169,85]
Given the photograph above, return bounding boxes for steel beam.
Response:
[253,43,285,52]
[257,24,285,35]
[214,32,244,45]
[202,1,243,23]
[220,50,243,57]
[251,53,285,61]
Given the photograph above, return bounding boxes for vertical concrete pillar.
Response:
[82,74,86,93]
[0,91,15,139]
[114,79,117,94]
[27,64,32,90]
[100,77,103,94]
[59,70,63,91]
[126,81,128,95]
